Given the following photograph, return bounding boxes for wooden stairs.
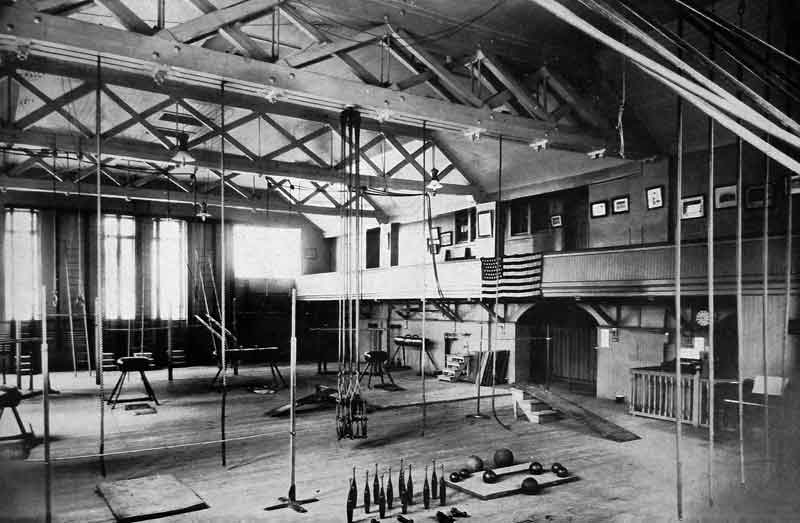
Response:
[438,354,467,382]
[511,387,560,424]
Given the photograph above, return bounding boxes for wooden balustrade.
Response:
[629,368,710,427]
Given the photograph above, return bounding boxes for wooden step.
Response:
[525,410,560,423]
[526,400,551,412]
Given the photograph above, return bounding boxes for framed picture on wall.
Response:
[477,210,493,237]
[440,231,453,246]
[792,175,800,195]
[680,195,705,219]
[611,195,630,214]
[714,184,737,209]
[745,184,774,209]
[590,200,608,218]
[646,186,664,210]
[550,214,562,228]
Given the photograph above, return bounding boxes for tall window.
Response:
[103,214,136,320]
[509,199,530,236]
[151,219,187,320]
[454,208,476,244]
[233,225,301,278]
[3,208,40,320]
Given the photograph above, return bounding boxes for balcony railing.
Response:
[629,368,710,427]
[296,236,797,301]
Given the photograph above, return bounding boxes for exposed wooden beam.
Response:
[102,97,174,141]
[389,27,483,108]
[532,66,608,130]
[0,174,358,217]
[175,98,257,160]
[156,0,281,43]
[259,114,329,165]
[185,111,260,149]
[0,127,476,195]
[183,0,271,61]
[95,0,153,35]
[392,70,434,92]
[278,3,330,44]
[34,0,93,15]
[475,49,551,121]
[282,26,380,68]
[11,53,601,156]
[102,86,174,149]
[385,134,429,180]
[12,75,94,136]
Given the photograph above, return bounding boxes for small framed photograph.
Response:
[477,210,493,237]
[681,195,705,219]
[612,195,630,214]
[550,214,563,228]
[746,184,774,209]
[440,231,452,246]
[791,175,800,195]
[646,185,664,210]
[714,184,737,209]
[590,200,608,218]
[304,247,318,259]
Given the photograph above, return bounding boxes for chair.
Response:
[106,356,159,409]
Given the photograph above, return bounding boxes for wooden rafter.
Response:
[186,111,260,149]
[0,126,475,196]
[384,134,430,181]
[530,66,609,130]
[175,98,257,160]
[156,0,281,44]
[102,97,175,142]
[182,0,271,61]
[102,86,174,149]
[0,7,606,150]
[475,49,551,121]
[12,74,94,136]
[259,114,329,165]
[388,27,482,108]
[0,174,360,217]
[95,0,153,35]
[282,26,380,68]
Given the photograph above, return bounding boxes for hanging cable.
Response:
[219,80,228,466]
[94,54,106,478]
[735,0,746,486]
[706,2,716,507]
[491,135,510,431]
[616,41,627,159]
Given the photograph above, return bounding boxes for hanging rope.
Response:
[616,44,627,159]
[735,0,746,486]
[336,108,367,440]
[491,135,510,431]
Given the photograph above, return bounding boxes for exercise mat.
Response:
[97,474,207,522]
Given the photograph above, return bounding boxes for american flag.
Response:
[481,252,544,299]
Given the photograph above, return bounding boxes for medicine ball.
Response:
[482,469,498,484]
[466,455,484,473]
[528,461,544,475]
[493,448,514,468]
[520,477,540,495]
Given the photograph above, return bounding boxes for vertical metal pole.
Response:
[95,54,106,477]
[219,81,227,466]
[707,116,715,507]
[674,97,684,521]
[761,150,771,474]
[15,319,21,389]
[41,285,51,523]
[736,136,746,485]
[782,176,793,387]
[289,287,297,499]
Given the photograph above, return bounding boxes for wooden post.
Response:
[167,315,173,382]
[219,80,227,467]
[736,136,746,484]
[15,319,21,389]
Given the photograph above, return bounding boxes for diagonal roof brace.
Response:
[0,7,607,152]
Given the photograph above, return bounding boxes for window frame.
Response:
[508,199,531,236]
[3,208,41,320]
[102,214,137,320]
[454,208,476,244]
[150,218,187,320]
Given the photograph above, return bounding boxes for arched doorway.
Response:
[516,302,598,394]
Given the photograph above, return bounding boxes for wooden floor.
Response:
[2,364,799,522]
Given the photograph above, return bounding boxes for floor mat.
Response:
[96,474,208,522]
[124,403,157,415]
